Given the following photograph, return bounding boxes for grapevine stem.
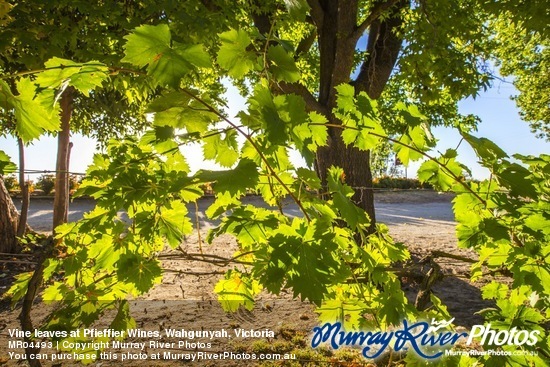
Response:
[179,88,312,222]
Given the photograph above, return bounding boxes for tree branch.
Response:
[199,0,221,12]
[306,0,324,27]
[352,0,403,41]
[295,29,317,58]
[272,81,327,115]
[353,0,408,99]
[430,250,476,264]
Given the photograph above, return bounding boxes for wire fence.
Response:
[9,169,86,176]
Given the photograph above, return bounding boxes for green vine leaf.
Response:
[256,218,343,305]
[157,201,193,248]
[267,45,300,82]
[394,124,435,166]
[202,129,239,167]
[214,270,262,312]
[147,92,218,132]
[117,254,162,294]
[317,288,368,329]
[0,150,16,174]
[36,57,109,96]
[217,29,256,78]
[123,24,210,87]
[109,301,136,336]
[0,79,60,142]
[327,166,369,231]
[197,158,259,196]
[417,157,464,191]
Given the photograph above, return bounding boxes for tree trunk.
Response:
[53,87,74,231]
[251,1,407,236]
[316,123,376,235]
[313,0,407,236]
[17,137,29,237]
[0,177,19,253]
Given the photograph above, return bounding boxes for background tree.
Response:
[35,174,55,195]
[0,111,32,237]
[0,151,18,253]
[0,0,166,229]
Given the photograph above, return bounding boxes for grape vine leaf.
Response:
[197,158,259,196]
[202,130,239,167]
[43,282,71,302]
[461,132,508,169]
[267,45,300,82]
[217,29,256,78]
[117,254,162,294]
[109,301,137,334]
[36,57,109,96]
[214,271,262,312]
[5,272,33,306]
[258,219,341,305]
[291,111,328,161]
[0,150,16,174]
[123,24,210,87]
[208,206,283,249]
[327,166,369,230]
[2,78,61,142]
[317,296,368,330]
[524,213,550,235]
[157,201,193,248]
[296,167,321,190]
[147,92,218,132]
[417,158,464,191]
[394,124,435,166]
[335,84,355,112]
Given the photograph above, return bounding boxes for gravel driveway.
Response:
[21,194,455,233]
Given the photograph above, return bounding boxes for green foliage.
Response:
[2,173,17,191]
[334,84,386,151]
[373,176,433,190]
[490,9,550,140]
[6,135,199,345]
[214,270,262,312]
[2,3,549,366]
[413,135,550,364]
[0,150,16,175]
[123,24,211,88]
[36,174,55,195]
[417,157,467,191]
[35,58,109,96]
[0,78,60,142]
[217,29,256,79]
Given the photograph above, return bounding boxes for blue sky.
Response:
[0,80,548,181]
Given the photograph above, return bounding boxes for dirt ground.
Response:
[0,191,492,366]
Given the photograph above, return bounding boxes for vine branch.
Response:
[179,88,312,222]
